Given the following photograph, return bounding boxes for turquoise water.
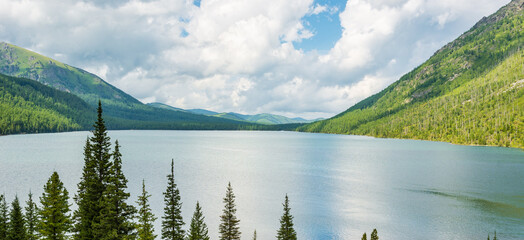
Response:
[0,130,523,239]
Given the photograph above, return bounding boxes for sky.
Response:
[0,0,512,119]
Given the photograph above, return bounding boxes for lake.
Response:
[0,130,523,239]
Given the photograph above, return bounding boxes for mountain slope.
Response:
[298,0,524,148]
[0,43,260,129]
[0,73,95,134]
[0,42,140,107]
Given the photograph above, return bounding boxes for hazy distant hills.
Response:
[299,0,524,148]
[147,102,322,125]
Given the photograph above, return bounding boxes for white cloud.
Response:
[0,0,512,119]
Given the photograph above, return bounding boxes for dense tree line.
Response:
[0,71,299,136]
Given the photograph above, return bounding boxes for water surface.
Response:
[0,131,523,239]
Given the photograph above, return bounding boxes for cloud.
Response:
[0,0,511,118]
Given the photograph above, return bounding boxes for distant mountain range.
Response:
[0,43,305,133]
[147,102,322,125]
[299,0,524,148]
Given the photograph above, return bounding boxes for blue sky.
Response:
[295,0,346,53]
[0,0,512,118]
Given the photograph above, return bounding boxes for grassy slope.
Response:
[0,42,260,129]
[298,0,524,148]
[0,73,95,134]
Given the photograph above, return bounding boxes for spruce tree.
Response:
[361,233,367,240]
[252,230,257,240]
[25,192,39,240]
[136,180,156,240]
[219,182,240,240]
[493,231,497,240]
[39,172,72,240]
[276,195,296,240]
[7,196,27,240]
[161,159,185,240]
[187,202,209,240]
[90,100,113,239]
[74,101,112,240]
[97,140,136,240]
[0,194,8,239]
[74,138,97,240]
[370,229,378,240]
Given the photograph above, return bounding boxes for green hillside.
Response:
[298,0,524,148]
[0,42,140,107]
[146,102,186,112]
[0,73,95,134]
[0,42,263,130]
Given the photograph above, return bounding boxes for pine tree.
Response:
[493,231,497,240]
[276,195,296,240]
[97,140,136,240]
[361,233,367,240]
[161,159,185,240]
[7,196,27,240]
[74,138,97,240]
[74,101,112,240]
[0,194,8,239]
[136,180,156,240]
[252,230,257,240]
[219,182,240,240]
[187,202,209,240]
[90,100,113,239]
[25,192,39,240]
[370,229,378,240]
[39,172,72,240]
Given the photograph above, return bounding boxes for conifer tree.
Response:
[0,194,8,239]
[361,233,367,240]
[162,159,185,240]
[187,202,209,240]
[252,230,257,240]
[97,140,136,240]
[370,229,378,240]
[493,231,497,240]
[25,192,39,240]
[276,195,296,240]
[39,172,72,240]
[219,182,240,240]
[7,196,27,240]
[74,138,97,240]
[136,180,156,240]
[74,101,112,240]
[90,100,113,239]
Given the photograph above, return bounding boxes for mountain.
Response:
[146,102,186,112]
[149,102,320,124]
[298,0,524,148]
[0,73,95,134]
[0,43,265,131]
[187,109,220,116]
[0,42,140,108]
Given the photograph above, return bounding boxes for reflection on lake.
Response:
[0,130,523,239]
